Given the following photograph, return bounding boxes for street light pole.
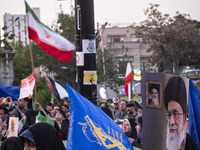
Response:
[101,22,108,76]
[4,17,19,85]
[6,50,9,85]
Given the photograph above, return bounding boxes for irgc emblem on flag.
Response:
[65,83,133,150]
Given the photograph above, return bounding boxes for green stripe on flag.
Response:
[36,111,55,126]
[32,97,36,110]
[25,1,53,31]
[19,118,25,126]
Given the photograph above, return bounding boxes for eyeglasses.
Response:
[166,112,184,121]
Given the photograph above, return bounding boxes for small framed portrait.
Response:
[146,81,162,109]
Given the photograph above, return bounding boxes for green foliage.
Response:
[36,87,51,108]
[13,41,32,86]
[36,77,48,91]
[96,47,123,93]
[136,3,200,73]
[0,26,15,50]
[56,11,75,43]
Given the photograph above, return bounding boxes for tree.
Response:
[96,43,125,93]
[13,41,32,86]
[0,26,15,50]
[135,3,200,73]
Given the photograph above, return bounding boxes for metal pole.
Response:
[101,22,107,76]
[6,50,9,85]
[3,17,19,85]
[75,0,97,105]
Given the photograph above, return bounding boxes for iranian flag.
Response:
[25,1,76,61]
[124,63,133,101]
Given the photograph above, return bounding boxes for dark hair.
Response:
[54,105,61,109]
[120,99,127,104]
[46,103,53,107]
[23,97,29,102]
[62,104,69,109]
[0,106,9,114]
[134,101,142,110]
[58,109,66,119]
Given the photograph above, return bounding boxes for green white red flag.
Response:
[25,1,76,61]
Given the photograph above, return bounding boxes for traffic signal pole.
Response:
[75,0,97,105]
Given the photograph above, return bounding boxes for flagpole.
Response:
[128,82,131,102]
[29,40,37,103]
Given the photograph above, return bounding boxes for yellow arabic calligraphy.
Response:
[79,115,126,150]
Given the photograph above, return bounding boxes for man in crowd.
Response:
[164,76,198,150]
[16,97,28,118]
[51,105,61,118]
[134,101,142,120]
[126,101,136,118]
[62,104,69,119]
[0,106,9,139]
[115,100,128,120]
[45,103,53,117]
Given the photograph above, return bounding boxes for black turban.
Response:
[164,76,187,114]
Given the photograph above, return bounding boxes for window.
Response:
[131,35,140,42]
[108,36,125,43]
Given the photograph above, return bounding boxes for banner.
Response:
[19,73,35,99]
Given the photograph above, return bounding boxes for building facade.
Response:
[0,47,15,85]
[99,26,158,77]
[3,8,40,46]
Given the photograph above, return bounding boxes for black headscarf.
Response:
[21,122,65,150]
[100,106,114,120]
[24,109,38,125]
[1,137,23,150]
[18,109,38,135]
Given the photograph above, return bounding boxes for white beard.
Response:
[152,98,159,105]
[166,118,186,150]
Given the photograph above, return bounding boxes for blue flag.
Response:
[188,79,200,149]
[65,83,134,150]
[0,84,20,102]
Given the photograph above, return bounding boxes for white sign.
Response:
[7,117,19,138]
[82,39,96,53]
[19,73,35,99]
[76,52,84,66]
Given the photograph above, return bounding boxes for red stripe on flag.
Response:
[28,27,74,62]
[125,72,133,97]
[47,77,53,92]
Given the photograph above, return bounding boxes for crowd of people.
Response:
[100,98,143,149]
[0,96,70,150]
[0,94,143,150]
[0,80,198,150]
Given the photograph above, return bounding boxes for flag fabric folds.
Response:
[0,84,20,102]
[47,76,68,101]
[25,1,76,61]
[65,83,133,150]
[125,63,133,97]
[36,111,55,126]
[188,79,200,149]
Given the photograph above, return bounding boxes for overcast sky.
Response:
[1,0,200,28]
